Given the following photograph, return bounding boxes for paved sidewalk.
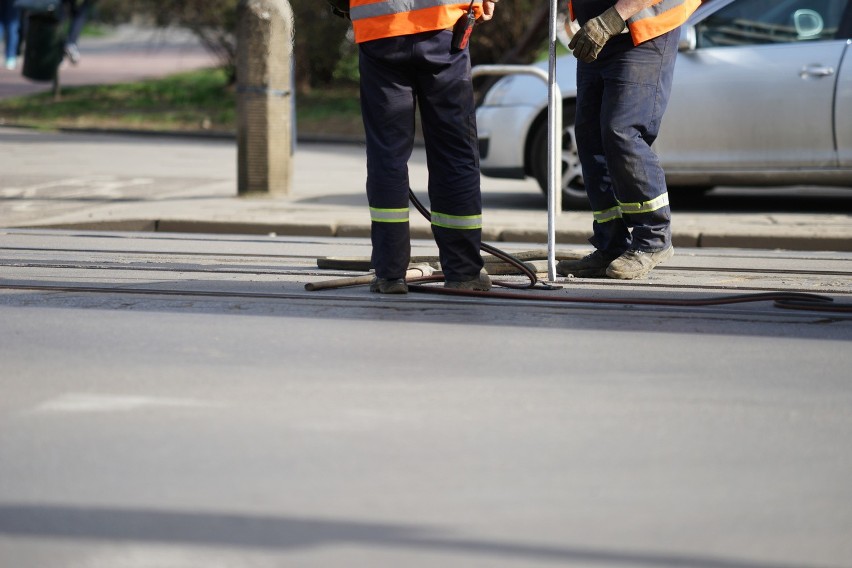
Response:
[2,127,851,252]
[0,25,850,252]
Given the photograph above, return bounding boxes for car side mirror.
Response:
[679,24,698,51]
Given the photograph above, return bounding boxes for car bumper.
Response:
[476,103,542,180]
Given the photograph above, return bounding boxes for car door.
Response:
[657,0,850,172]
[836,7,852,166]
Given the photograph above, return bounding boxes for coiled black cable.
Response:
[406,189,851,313]
[408,188,547,290]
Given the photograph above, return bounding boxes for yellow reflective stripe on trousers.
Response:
[593,193,669,223]
[620,193,669,215]
[370,207,409,223]
[431,211,482,230]
[593,205,622,224]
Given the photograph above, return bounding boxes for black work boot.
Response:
[556,249,620,278]
[370,277,408,294]
[444,269,491,291]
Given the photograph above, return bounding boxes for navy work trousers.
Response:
[575,28,679,254]
[359,29,484,281]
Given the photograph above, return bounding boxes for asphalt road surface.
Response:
[1,229,851,568]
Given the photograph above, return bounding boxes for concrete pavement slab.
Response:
[2,127,851,252]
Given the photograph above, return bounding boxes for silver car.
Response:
[475,0,852,208]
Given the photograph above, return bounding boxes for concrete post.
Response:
[236,0,294,197]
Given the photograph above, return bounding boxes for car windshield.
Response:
[697,0,848,46]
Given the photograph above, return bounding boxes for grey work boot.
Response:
[444,269,492,291]
[556,249,620,278]
[370,277,408,294]
[606,246,674,280]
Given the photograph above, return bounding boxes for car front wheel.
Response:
[529,103,588,210]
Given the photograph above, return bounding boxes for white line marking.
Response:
[33,393,222,414]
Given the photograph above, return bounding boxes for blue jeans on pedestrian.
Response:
[1,0,20,63]
[359,29,484,281]
[575,29,679,254]
[62,0,94,46]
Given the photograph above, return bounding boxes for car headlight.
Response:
[481,75,519,107]
[478,60,567,108]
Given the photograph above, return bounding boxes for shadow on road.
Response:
[0,504,825,568]
[670,187,852,214]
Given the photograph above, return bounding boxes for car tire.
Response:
[668,185,714,208]
[529,102,588,210]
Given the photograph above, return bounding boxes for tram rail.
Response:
[2,231,851,317]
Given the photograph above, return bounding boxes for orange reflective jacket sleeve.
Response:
[351,0,484,43]
[626,0,701,45]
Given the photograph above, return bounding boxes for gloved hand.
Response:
[568,6,626,63]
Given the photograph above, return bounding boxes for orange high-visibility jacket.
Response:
[569,0,701,45]
[350,0,485,44]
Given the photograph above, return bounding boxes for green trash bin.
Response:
[15,0,64,82]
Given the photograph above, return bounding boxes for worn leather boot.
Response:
[370,277,408,294]
[444,269,491,291]
[606,246,674,280]
[556,249,620,278]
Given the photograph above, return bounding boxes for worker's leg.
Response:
[599,29,678,252]
[359,36,417,280]
[412,30,484,281]
[575,59,630,255]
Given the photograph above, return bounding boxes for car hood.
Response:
[479,55,578,107]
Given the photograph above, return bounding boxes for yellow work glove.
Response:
[568,6,626,63]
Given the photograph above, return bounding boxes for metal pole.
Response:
[546,0,562,283]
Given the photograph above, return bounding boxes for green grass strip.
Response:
[0,67,364,137]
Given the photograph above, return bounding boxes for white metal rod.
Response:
[546,0,562,282]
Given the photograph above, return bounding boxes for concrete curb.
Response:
[12,219,851,252]
[0,122,369,146]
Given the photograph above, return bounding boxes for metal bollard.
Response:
[236,0,294,197]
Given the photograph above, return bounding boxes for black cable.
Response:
[408,188,549,290]
[405,283,850,313]
[405,189,852,314]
